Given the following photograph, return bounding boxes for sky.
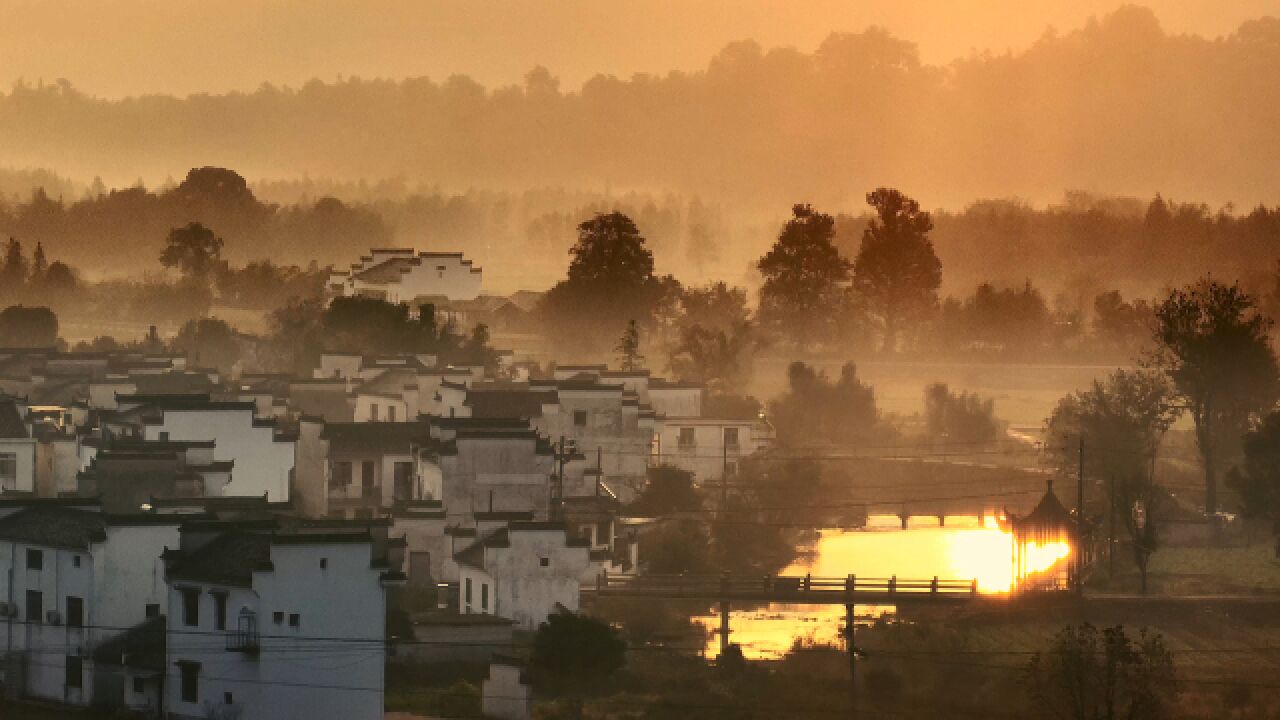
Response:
[2,0,1277,98]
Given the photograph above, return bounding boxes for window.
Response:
[145,603,160,619]
[723,427,740,449]
[393,461,414,501]
[288,613,300,628]
[319,558,328,570]
[0,452,16,488]
[387,405,397,422]
[25,590,42,623]
[26,548,42,570]
[678,427,696,450]
[573,410,588,427]
[66,596,84,628]
[213,592,227,631]
[480,583,488,612]
[65,656,83,689]
[464,578,472,605]
[273,611,284,625]
[179,663,199,704]
[72,555,81,568]
[132,677,145,694]
[361,460,376,497]
[332,461,352,486]
[370,403,379,421]
[159,431,169,442]
[181,588,200,627]
[539,557,550,567]
[225,691,234,705]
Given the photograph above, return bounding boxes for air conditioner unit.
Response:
[46,611,62,626]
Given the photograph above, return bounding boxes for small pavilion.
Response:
[1004,479,1080,591]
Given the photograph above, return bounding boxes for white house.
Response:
[0,503,181,709]
[105,395,296,502]
[328,248,483,303]
[0,397,36,495]
[652,416,771,482]
[454,522,591,630]
[163,525,402,720]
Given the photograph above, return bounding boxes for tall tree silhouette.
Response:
[160,222,224,281]
[757,204,850,349]
[853,188,941,353]
[540,212,675,357]
[1152,279,1280,515]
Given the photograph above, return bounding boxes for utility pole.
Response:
[720,430,729,520]
[552,435,566,521]
[1076,435,1085,597]
[1108,474,1116,578]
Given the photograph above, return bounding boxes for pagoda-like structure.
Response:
[1004,479,1080,591]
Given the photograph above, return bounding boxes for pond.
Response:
[693,514,1071,658]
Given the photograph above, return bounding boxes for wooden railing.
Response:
[588,572,980,601]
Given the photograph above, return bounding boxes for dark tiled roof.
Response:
[0,506,105,549]
[167,531,273,587]
[464,389,557,419]
[0,398,28,439]
[322,421,430,449]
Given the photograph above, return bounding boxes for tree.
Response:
[629,464,703,516]
[172,317,240,375]
[160,222,224,280]
[923,383,999,445]
[679,282,750,334]
[615,319,644,371]
[530,612,626,719]
[757,204,851,348]
[29,242,47,281]
[1151,279,1280,514]
[0,305,58,347]
[1226,412,1280,558]
[0,238,28,293]
[41,261,76,292]
[667,322,754,392]
[1046,370,1180,592]
[1093,291,1153,358]
[1026,624,1176,720]
[852,188,942,353]
[768,361,889,447]
[539,212,675,357]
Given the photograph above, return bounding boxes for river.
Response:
[694,514,1071,658]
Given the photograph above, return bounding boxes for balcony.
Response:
[226,614,260,656]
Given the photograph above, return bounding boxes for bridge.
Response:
[585,572,982,605]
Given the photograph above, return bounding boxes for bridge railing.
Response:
[591,572,980,597]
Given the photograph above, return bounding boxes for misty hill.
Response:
[1,6,1279,209]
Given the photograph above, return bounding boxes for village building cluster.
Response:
[0,248,774,719]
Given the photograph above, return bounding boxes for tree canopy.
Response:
[757,204,851,348]
[853,188,942,352]
[1151,279,1280,514]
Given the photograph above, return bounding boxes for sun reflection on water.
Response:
[693,515,1072,658]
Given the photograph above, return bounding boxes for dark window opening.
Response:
[180,588,200,627]
[288,613,300,628]
[573,410,587,427]
[66,596,84,628]
[225,691,234,705]
[332,461,353,486]
[26,548,42,570]
[145,603,160,618]
[480,583,489,612]
[65,656,83,689]
[213,592,227,631]
[132,677,145,694]
[320,558,328,570]
[72,555,81,568]
[273,611,284,625]
[539,557,550,567]
[179,663,199,704]
[25,590,42,623]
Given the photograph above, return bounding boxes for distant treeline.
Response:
[3,166,1279,305]
[2,7,1279,209]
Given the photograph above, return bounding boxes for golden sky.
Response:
[2,0,1276,97]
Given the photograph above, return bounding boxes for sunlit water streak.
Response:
[694,514,1071,658]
